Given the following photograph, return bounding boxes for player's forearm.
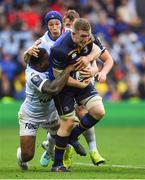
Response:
[101,61,113,75]
[67,77,86,88]
[42,72,69,95]
[24,50,30,64]
[67,77,80,87]
[87,43,101,62]
[52,71,70,93]
[100,57,113,75]
[100,50,114,75]
[42,67,73,95]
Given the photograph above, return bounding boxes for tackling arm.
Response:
[42,65,74,95]
[86,43,102,63]
[53,68,89,88]
[74,43,101,71]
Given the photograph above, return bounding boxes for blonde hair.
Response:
[73,18,91,32]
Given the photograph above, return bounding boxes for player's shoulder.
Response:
[26,66,43,80]
[26,66,48,87]
[39,31,54,47]
[53,31,71,48]
[51,31,72,56]
[93,35,106,52]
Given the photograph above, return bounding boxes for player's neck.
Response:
[31,65,47,72]
[47,31,59,41]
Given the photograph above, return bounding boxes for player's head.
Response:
[29,48,49,72]
[71,18,92,46]
[63,10,79,29]
[45,11,63,40]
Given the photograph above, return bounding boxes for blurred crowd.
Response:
[0,0,145,101]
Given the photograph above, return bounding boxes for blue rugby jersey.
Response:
[50,31,93,70]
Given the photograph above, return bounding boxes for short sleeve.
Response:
[30,73,47,92]
[93,35,106,54]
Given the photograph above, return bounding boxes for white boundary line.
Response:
[1,163,145,170]
[75,162,145,170]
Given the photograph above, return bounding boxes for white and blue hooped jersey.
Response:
[21,66,54,119]
[38,31,56,54]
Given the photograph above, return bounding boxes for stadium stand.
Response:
[0,0,145,101]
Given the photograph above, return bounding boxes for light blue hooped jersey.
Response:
[21,66,55,119]
[39,31,56,54]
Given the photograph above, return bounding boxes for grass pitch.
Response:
[0,127,145,179]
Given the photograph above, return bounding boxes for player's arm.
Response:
[86,35,105,69]
[96,49,114,83]
[85,43,102,63]
[52,48,90,88]
[80,36,113,83]
[94,35,113,76]
[78,61,99,79]
[66,76,91,88]
[74,43,101,71]
[42,65,74,95]
[53,68,90,88]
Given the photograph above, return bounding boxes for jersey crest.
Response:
[31,75,43,87]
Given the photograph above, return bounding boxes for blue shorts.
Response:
[53,83,98,116]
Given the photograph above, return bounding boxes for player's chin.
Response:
[52,32,60,37]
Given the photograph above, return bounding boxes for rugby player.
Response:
[17,48,74,170]
[63,9,106,166]
[50,18,113,172]
[23,11,86,169]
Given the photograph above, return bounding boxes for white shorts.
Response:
[18,108,60,136]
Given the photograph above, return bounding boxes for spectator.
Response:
[0,0,145,101]
[116,0,142,27]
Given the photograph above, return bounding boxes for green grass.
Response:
[0,127,145,179]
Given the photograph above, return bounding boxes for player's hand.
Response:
[96,71,107,83]
[79,77,92,88]
[27,40,41,57]
[74,56,90,71]
[79,66,98,78]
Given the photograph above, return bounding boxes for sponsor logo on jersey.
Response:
[25,123,38,129]
[31,75,43,87]
[72,53,77,59]
[64,106,70,112]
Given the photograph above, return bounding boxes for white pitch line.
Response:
[2,163,145,170]
[75,162,145,170]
